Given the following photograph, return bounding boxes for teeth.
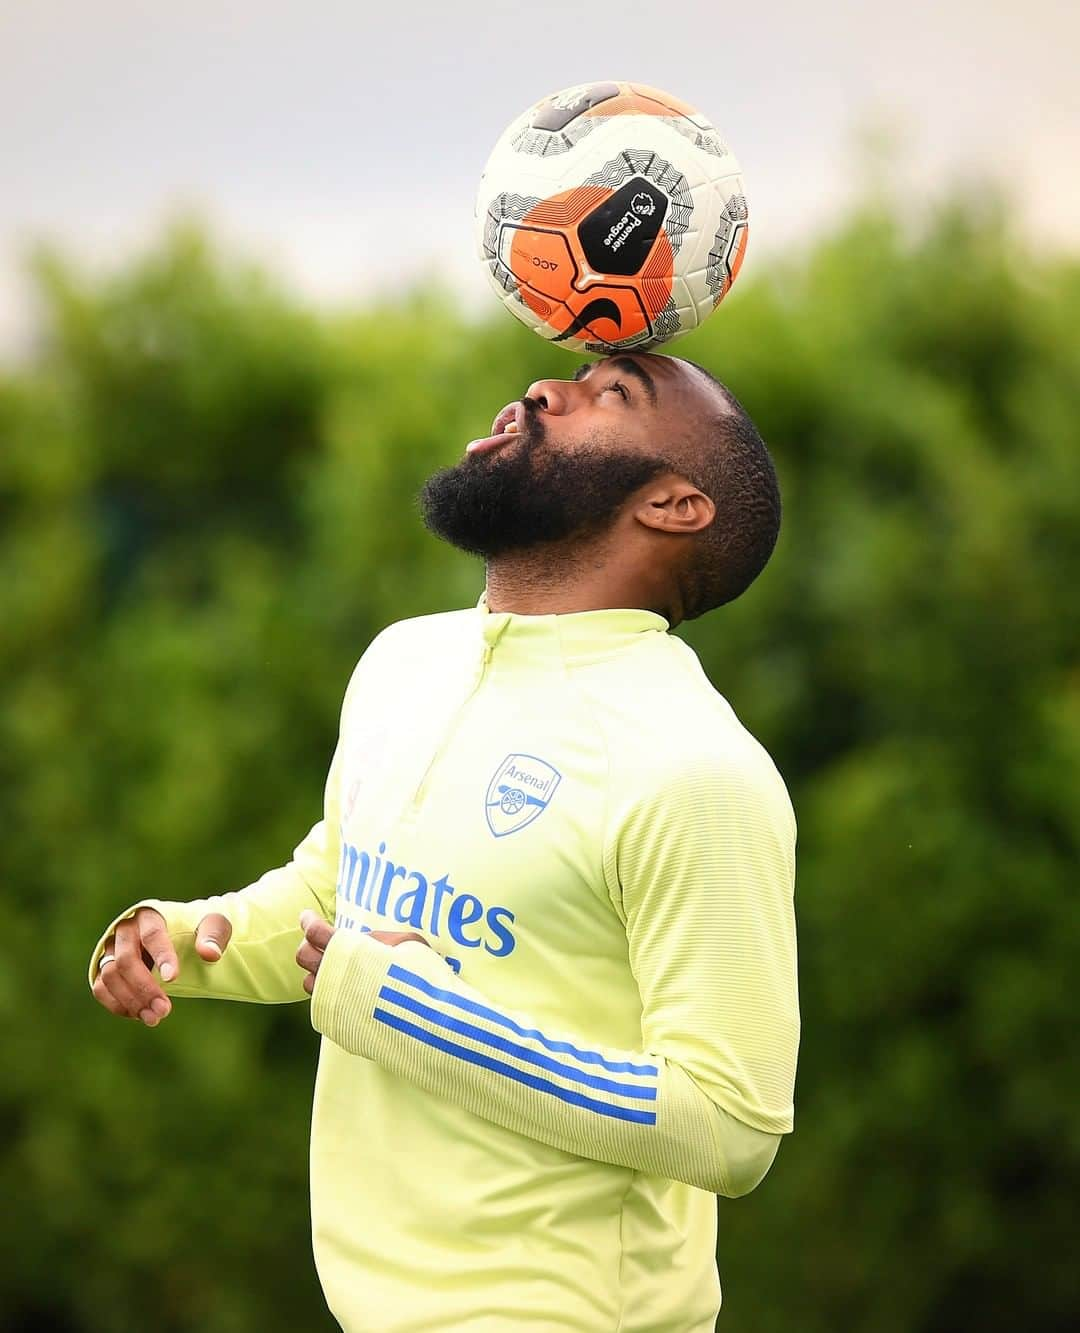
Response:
[505,421,519,434]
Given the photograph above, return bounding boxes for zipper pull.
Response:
[478,609,506,674]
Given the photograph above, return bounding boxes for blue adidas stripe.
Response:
[374,1007,658,1125]
[378,985,657,1102]
[386,964,657,1079]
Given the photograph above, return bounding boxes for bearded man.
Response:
[89,353,799,1333]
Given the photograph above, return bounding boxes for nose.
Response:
[524,377,579,415]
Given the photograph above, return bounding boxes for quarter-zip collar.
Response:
[476,594,669,668]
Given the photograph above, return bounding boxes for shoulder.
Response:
[594,633,795,838]
[364,608,478,657]
[350,608,478,673]
[339,608,478,718]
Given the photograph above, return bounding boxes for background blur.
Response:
[2,3,1078,1331]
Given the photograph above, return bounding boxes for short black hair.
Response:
[675,362,781,619]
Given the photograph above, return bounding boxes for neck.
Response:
[484,537,682,623]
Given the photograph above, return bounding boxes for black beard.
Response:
[419,408,669,558]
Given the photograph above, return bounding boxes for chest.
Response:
[334,659,626,994]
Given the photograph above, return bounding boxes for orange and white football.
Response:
[476,81,748,353]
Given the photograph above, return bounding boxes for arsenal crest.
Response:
[485,753,562,838]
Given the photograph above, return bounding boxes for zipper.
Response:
[407,640,494,815]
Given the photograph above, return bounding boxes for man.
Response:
[89,353,799,1332]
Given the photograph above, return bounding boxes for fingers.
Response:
[97,952,143,1018]
[92,969,129,1018]
[194,912,232,963]
[295,939,324,975]
[299,910,334,952]
[296,913,335,996]
[97,954,170,1026]
[108,918,172,1025]
[136,907,179,983]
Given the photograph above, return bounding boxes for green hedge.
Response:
[1,203,1077,1331]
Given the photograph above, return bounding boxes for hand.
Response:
[295,911,429,996]
[92,907,233,1027]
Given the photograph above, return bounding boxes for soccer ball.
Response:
[475,81,749,354]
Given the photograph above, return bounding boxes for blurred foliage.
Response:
[0,203,1077,1332]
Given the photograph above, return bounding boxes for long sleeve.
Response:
[608,748,800,1136]
[309,749,798,1196]
[86,743,343,1003]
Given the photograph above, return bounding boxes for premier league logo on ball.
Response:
[485,754,562,837]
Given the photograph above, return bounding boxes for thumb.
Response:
[194,912,233,962]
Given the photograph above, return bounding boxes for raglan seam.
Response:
[669,637,799,850]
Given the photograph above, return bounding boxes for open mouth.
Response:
[466,400,525,455]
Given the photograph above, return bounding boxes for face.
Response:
[419,354,714,558]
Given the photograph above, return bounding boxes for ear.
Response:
[632,478,716,535]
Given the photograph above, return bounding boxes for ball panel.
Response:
[480,190,543,294]
[524,184,612,228]
[581,146,694,258]
[532,82,621,131]
[505,226,579,301]
[577,177,669,277]
[556,286,654,347]
[582,82,695,121]
[705,192,750,308]
[511,117,600,159]
[640,231,676,325]
[626,83,699,116]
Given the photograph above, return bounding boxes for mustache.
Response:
[517,395,545,448]
[465,395,546,466]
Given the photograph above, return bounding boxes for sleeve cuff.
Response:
[309,932,438,1056]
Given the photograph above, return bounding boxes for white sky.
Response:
[1,0,1077,350]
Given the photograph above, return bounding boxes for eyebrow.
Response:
[573,355,658,406]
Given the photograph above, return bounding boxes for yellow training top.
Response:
[90,604,800,1332]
